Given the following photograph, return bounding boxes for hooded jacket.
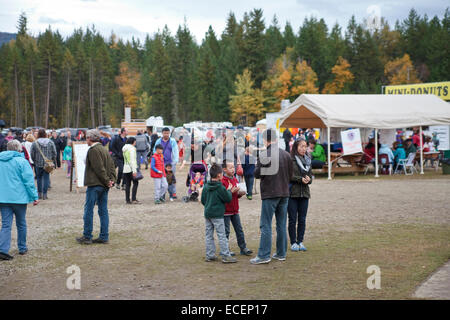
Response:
[0,151,38,204]
[30,138,57,168]
[201,180,232,219]
[122,144,138,174]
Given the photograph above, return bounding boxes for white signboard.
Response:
[429,125,450,150]
[341,128,363,155]
[73,143,89,188]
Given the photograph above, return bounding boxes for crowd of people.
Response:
[0,125,315,264]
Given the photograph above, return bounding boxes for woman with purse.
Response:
[288,138,313,252]
[122,137,141,204]
[30,129,57,200]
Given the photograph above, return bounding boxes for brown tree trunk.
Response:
[45,63,51,128]
[66,71,70,128]
[76,75,81,129]
[14,64,20,127]
[89,61,95,128]
[31,64,37,126]
[98,76,103,126]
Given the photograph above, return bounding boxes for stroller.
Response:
[182,161,208,202]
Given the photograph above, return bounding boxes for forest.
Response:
[0,8,448,129]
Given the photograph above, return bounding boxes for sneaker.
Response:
[126,201,132,205]
[247,195,252,200]
[222,255,237,263]
[115,184,120,190]
[240,248,253,256]
[0,252,14,260]
[272,253,286,261]
[154,199,162,204]
[205,256,218,262]
[298,243,307,251]
[169,198,174,202]
[92,238,109,244]
[291,243,300,252]
[19,249,28,255]
[76,236,92,245]
[132,200,141,205]
[121,185,126,190]
[250,256,271,265]
[229,251,236,257]
[159,197,166,203]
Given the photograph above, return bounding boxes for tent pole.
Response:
[327,126,331,180]
[375,129,379,178]
[420,126,424,174]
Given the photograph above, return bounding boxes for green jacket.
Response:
[311,144,326,162]
[84,143,117,188]
[201,180,232,219]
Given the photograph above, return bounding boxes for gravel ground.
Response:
[0,166,449,299]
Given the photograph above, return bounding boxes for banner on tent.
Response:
[341,129,363,155]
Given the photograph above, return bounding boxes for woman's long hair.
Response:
[290,138,307,158]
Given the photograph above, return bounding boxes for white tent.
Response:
[279,94,450,179]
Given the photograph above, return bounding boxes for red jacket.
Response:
[151,153,166,178]
[222,175,241,216]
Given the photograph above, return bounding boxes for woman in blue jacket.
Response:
[0,140,39,260]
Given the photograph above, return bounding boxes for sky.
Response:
[0,0,447,43]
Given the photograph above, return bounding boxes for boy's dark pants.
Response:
[224,214,247,251]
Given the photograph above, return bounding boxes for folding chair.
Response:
[395,152,417,175]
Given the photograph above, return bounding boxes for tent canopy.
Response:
[279,94,450,129]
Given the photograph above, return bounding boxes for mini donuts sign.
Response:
[341,129,363,155]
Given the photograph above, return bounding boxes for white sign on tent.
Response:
[429,125,450,150]
[73,142,89,188]
[341,129,363,155]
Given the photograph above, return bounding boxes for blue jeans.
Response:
[288,197,309,244]
[83,186,109,241]
[168,184,176,198]
[0,204,27,254]
[35,166,50,194]
[244,175,254,197]
[224,214,247,251]
[257,197,288,259]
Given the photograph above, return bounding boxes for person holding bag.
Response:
[122,137,141,204]
[30,129,56,200]
[288,138,313,252]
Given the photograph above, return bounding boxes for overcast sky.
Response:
[0,0,447,43]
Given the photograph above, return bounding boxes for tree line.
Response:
[0,8,448,128]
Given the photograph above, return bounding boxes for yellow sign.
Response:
[384,81,450,100]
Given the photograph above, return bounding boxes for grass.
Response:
[11,222,445,300]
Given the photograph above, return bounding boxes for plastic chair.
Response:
[395,152,417,175]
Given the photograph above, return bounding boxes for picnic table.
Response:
[314,152,367,177]
[415,151,440,171]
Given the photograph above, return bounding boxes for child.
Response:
[165,163,177,201]
[201,164,237,263]
[190,171,204,200]
[222,161,253,256]
[150,144,168,204]
[63,140,73,178]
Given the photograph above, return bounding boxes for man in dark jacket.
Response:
[251,129,293,265]
[50,131,63,168]
[109,128,128,189]
[76,129,116,245]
